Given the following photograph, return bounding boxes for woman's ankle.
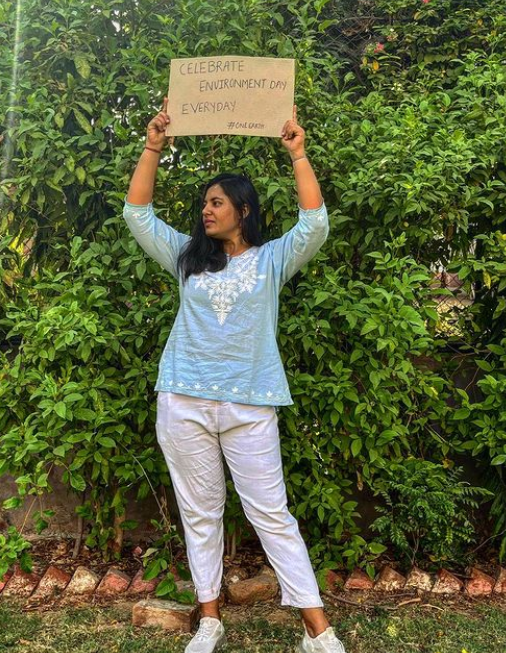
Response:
[199,598,221,621]
[200,612,221,621]
[300,607,330,638]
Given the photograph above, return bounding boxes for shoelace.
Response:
[194,620,219,642]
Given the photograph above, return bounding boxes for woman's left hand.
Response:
[281,105,305,160]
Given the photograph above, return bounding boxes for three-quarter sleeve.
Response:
[267,203,329,286]
[123,200,191,279]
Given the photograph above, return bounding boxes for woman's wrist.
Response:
[290,151,307,163]
[144,144,163,154]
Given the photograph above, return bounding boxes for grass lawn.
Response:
[0,597,504,653]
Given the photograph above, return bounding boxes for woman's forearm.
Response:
[280,107,323,210]
[292,154,323,210]
[126,148,162,205]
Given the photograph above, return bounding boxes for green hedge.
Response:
[1,0,506,581]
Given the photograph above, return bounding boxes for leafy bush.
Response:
[0,222,174,557]
[1,0,505,579]
[371,459,492,567]
[0,527,32,581]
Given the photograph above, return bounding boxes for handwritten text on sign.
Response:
[166,56,295,137]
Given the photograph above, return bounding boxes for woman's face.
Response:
[202,184,244,241]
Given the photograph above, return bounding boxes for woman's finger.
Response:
[162,96,168,114]
[281,119,294,137]
[293,104,297,122]
[283,120,301,139]
[154,116,165,130]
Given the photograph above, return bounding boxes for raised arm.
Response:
[126,97,171,205]
[281,105,323,210]
[267,107,329,286]
[123,99,190,278]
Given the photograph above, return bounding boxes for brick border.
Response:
[0,563,504,603]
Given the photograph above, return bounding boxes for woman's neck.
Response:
[223,236,250,257]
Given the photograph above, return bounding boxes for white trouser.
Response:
[155,391,323,608]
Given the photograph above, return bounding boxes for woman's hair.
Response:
[177,172,264,281]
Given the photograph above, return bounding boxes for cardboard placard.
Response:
[165,56,295,137]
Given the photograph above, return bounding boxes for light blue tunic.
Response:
[123,200,329,406]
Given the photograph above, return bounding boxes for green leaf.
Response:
[317,505,325,522]
[143,560,162,581]
[3,497,23,510]
[136,260,146,280]
[70,473,86,492]
[175,589,196,604]
[73,108,92,134]
[453,408,470,420]
[74,54,91,79]
[54,402,67,419]
[350,349,363,363]
[351,439,362,457]
[74,408,96,421]
[65,393,84,403]
[98,436,116,448]
[487,345,505,355]
[425,308,439,322]
[155,576,177,597]
[368,542,387,554]
[360,319,377,336]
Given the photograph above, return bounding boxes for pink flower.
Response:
[422,0,430,4]
[374,42,385,53]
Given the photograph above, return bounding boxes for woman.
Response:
[123,98,347,653]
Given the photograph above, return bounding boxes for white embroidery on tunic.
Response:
[314,206,326,222]
[194,249,266,325]
[162,378,284,402]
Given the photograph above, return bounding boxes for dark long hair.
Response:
[177,173,264,281]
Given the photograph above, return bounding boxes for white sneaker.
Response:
[185,617,226,653]
[297,626,347,653]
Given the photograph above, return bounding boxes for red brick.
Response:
[96,568,130,596]
[127,568,158,595]
[132,598,199,632]
[2,565,40,598]
[32,566,71,599]
[224,566,249,586]
[374,566,406,592]
[324,570,346,591]
[465,567,495,597]
[65,566,100,595]
[493,567,506,594]
[405,566,433,592]
[344,568,374,591]
[432,569,464,594]
[226,566,279,604]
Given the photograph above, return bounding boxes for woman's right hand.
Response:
[146,97,171,150]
